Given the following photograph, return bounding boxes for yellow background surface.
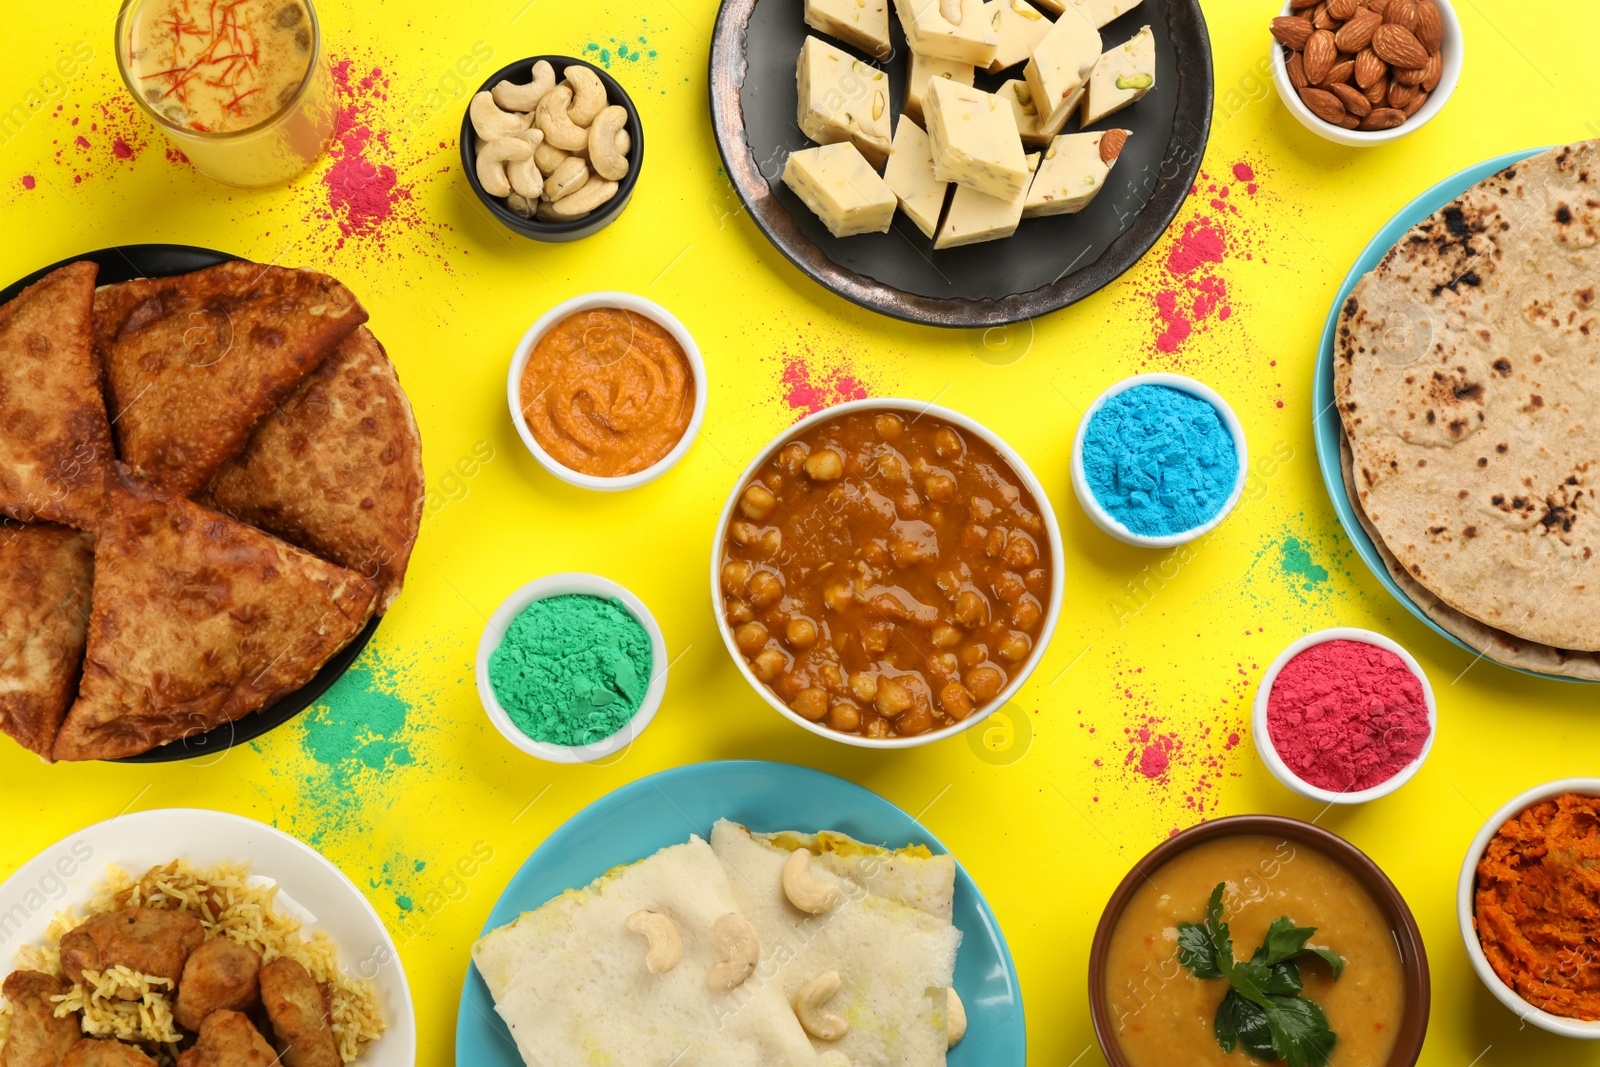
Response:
[2,1,1597,1064]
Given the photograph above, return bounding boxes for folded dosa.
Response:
[711,820,960,1067]
[0,522,94,760]
[752,828,958,921]
[94,262,367,497]
[472,837,821,1067]
[204,327,423,614]
[52,469,378,762]
[0,261,113,529]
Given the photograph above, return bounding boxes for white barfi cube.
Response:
[904,51,975,125]
[798,36,893,169]
[1065,0,1143,29]
[1023,129,1126,217]
[983,0,1052,73]
[923,77,1029,199]
[935,152,1039,248]
[1081,25,1155,125]
[995,78,1074,148]
[805,0,892,59]
[784,143,899,237]
[892,0,998,66]
[1022,6,1101,129]
[882,117,951,238]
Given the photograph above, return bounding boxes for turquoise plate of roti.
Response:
[454,759,1025,1065]
[1311,145,1597,684]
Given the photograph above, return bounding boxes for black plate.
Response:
[1,245,381,764]
[709,0,1213,327]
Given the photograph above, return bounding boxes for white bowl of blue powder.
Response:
[1071,373,1248,548]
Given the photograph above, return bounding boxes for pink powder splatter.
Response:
[320,60,413,246]
[44,94,149,183]
[778,354,870,419]
[1232,162,1254,183]
[20,175,35,191]
[112,138,133,160]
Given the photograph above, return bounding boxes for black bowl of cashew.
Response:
[460,56,645,242]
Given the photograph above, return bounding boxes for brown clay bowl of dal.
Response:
[1089,815,1428,1067]
[710,398,1064,749]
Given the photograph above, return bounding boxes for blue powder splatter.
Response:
[1082,384,1240,537]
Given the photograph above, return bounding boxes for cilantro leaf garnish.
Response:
[1176,882,1344,1067]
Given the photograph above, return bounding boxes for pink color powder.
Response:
[779,355,869,419]
[320,60,414,248]
[20,175,35,190]
[1265,640,1430,792]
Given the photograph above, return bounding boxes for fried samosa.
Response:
[0,521,94,761]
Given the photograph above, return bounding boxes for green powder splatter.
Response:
[1279,536,1329,587]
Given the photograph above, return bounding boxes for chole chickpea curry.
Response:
[719,409,1053,739]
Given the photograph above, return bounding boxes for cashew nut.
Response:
[588,105,631,181]
[542,157,591,202]
[492,60,556,112]
[505,192,537,218]
[534,199,563,222]
[946,989,966,1048]
[534,141,570,177]
[782,849,843,915]
[564,65,608,127]
[793,971,848,1042]
[707,912,760,992]
[475,137,534,199]
[615,129,632,157]
[470,91,530,141]
[549,175,619,218]
[625,910,682,974]
[536,85,589,152]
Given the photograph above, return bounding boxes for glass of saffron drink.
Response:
[115,0,336,187]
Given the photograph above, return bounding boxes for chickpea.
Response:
[850,673,878,704]
[875,413,904,439]
[751,648,788,682]
[1020,510,1043,534]
[820,663,843,689]
[827,702,862,732]
[924,473,955,502]
[896,705,933,736]
[773,672,803,701]
[864,716,891,740]
[779,442,809,475]
[966,666,1004,702]
[940,681,975,720]
[998,631,1031,663]
[791,687,829,722]
[984,527,1007,559]
[786,617,818,648]
[762,471,784,492]
[740,484,776,521]
[993,570,1025,604]
[805,448,844,481]
[1003,533,1038,568]
[726,599,753,625]
[931,625,961,648]
[1012,595,1042,631]
[729,520,759,546]
[759,528,783,556]
[934,427,962,457]
[875,679,913,717]
[734,622,768,653]
[749,570,784,607]
[721,560,752,596]
[823,583,855,612]
[970,496,996,521]
[955,590,990,628]
[962,523,987,550]
[877,452,907,481]
[1025,568,1049,594]
[959,643,988,668]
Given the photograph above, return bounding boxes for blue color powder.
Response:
[1082,384,1240,537]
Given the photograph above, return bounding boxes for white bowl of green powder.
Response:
[476,573,667,763]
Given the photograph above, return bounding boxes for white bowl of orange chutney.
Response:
[508,292,706,492]
[1090,815,1429,1067]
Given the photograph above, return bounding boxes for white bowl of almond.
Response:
[1269,0,1461,146]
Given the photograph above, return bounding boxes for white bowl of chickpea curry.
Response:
[711,399,1065,748]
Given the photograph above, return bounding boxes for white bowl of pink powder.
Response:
[1253,628,1437,805]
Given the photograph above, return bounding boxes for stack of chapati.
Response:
[1336,139,1600,679]
[0,258,424,762]
[473,823,966,1067]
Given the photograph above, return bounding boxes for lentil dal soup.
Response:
[719,408,1052,739]
[1105,834,1405,1066]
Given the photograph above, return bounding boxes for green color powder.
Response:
[488,595,652,746]
[1280,536,1329,587]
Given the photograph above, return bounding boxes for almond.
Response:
[1312,3,1339,30]
[1328,0,1359,18]
[1386,0,1419,31]
[1322,59,1356,86]
[1354,47,1388,87]
[1367,0,1391,13]
[1287,52,1309,90]
[1337,114,1362,129]
[1359,107,1406,130]
[1363,74,1390,105]
[1271,15,1315,50]
[1392,62,1425,85]
[1335,10,1383,52]
[1403,89,1429,116]
[1330,81,1372,116]
[1303,30,1338,84]
[1421,49,1442,91]
[1099,128,1129,164]
[1299,86,1348,125]
[1388,80,1419,109]
[1372,23,1429,68]
[1416,0,1444,51]
[1290,0,1319,8]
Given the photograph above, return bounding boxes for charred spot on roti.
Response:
[1557,204,1573,225]
[1478,458,1488,468]
[1493,358,1513,375]
[1465,526,1479,539]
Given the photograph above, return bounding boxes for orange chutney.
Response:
[519,308,695,478]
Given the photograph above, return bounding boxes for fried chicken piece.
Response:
[58,907,204,998]
[175,1011,279,1067]
[258,958,340,1067]
[173,938,261,1033]
[59,1041,156,1067]
[0,969,80,1067]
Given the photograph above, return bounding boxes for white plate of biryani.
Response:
[0,808,414,1065]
